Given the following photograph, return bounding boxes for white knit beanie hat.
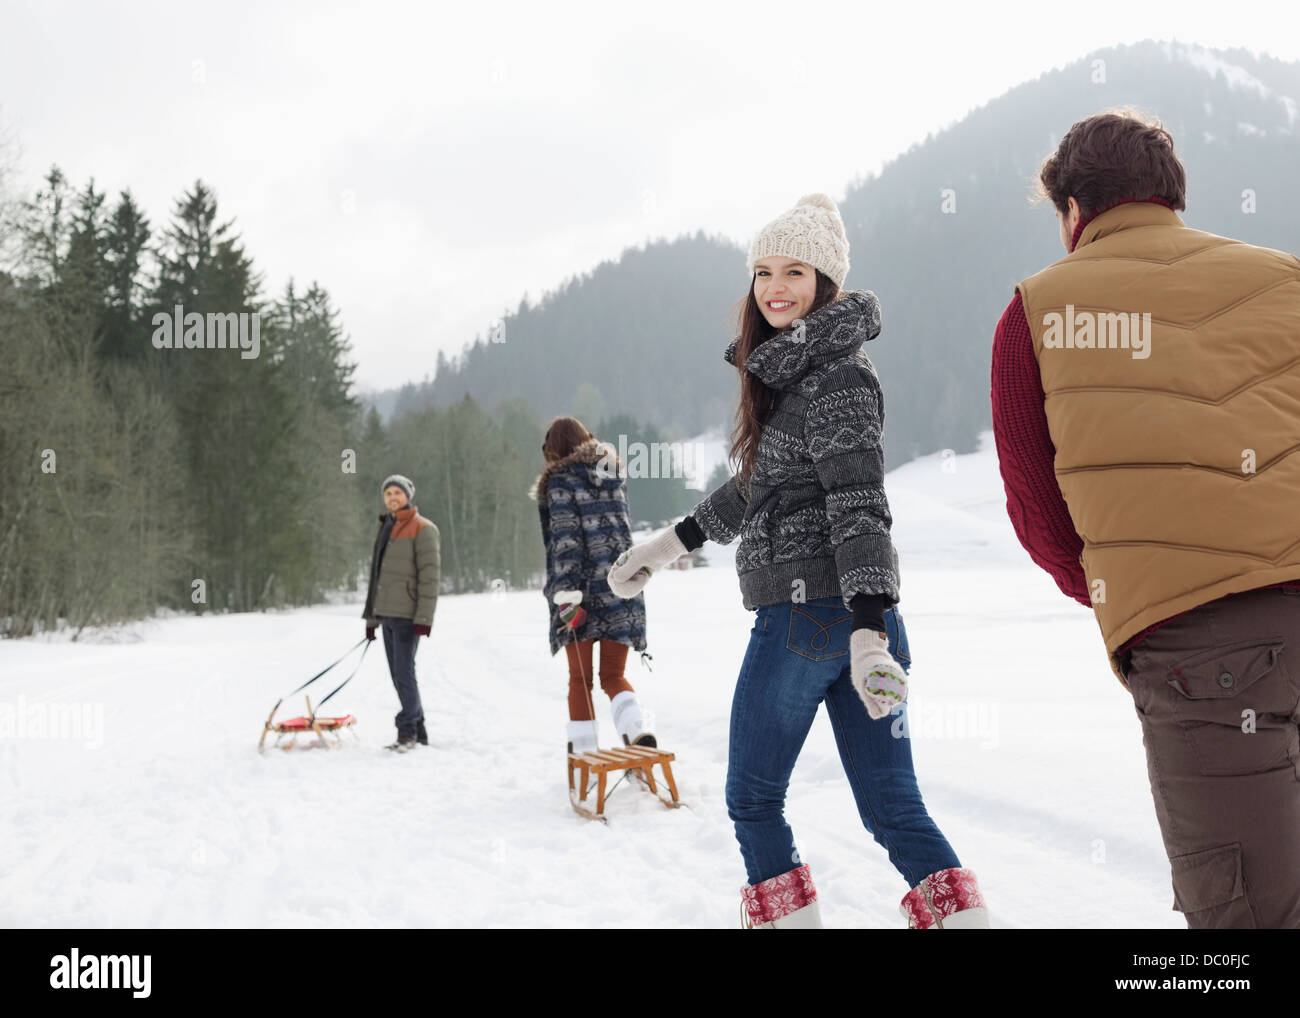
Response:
[746,193,850,287]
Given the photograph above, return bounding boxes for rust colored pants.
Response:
[1121,586,1300,928]
[564,639,634,721]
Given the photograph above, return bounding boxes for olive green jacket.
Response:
[362,505,440,628]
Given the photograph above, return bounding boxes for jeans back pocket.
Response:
[786,599,853,661]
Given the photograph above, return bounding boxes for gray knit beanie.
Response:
[381,474,415,501]
[746,192,850,287]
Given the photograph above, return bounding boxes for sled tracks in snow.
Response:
[567,745,681,823]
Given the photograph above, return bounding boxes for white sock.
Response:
[610,691,648,742]
[566,720,598,753]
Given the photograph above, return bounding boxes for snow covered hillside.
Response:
[0,436,1179,928]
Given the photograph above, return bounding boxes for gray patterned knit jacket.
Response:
[689,289,900,609]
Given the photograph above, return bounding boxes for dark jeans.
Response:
[725,595,961,887]
[380,616,425,740]
[1122,587,1300,928]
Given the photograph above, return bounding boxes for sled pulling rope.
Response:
[258,637,371,752]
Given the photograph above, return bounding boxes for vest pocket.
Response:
[1169,843,1252,924]
[1165,638,1299,777]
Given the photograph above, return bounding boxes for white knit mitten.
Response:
[607,528,686,598]
[850,629,908,719]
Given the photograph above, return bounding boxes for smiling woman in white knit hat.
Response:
[609,193,989,929]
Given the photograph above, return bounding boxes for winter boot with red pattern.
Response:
[899,867,989,928]
[741,864,823,929]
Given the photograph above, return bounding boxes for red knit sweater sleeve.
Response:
[990,292,1091,606]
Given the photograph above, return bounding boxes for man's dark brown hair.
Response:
[1038,109,1187,218]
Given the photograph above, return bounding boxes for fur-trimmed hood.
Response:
[528,437,624,502]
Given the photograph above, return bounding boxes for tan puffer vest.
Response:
[1017,202,1300,681]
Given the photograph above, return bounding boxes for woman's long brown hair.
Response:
[542,416,593,463]
[728,269,843,491]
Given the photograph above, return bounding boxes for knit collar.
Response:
[1070,196,1181,252]
[723,289,881,389]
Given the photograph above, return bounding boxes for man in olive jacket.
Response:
[363,474,440,751]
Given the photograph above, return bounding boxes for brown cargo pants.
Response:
[1121,586,1300,928]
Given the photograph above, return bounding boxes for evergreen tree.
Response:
[151,180,299,612]
[100,191,152,362]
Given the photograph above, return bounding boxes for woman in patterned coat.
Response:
[531,416,655,755]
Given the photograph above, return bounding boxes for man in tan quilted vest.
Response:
[991,109,1300,928]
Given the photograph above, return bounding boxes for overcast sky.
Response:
[3,0,1298,393]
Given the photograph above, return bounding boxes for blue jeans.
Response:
[725,596,961,888]
[380,616,425,740]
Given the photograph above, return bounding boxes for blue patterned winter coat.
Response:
[530,437,648,656]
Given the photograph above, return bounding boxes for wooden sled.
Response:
[568,744,681,822]
[259,695,357,752]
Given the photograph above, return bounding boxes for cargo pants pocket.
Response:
[1169,842,1255,927]
[1165,638,1300,778]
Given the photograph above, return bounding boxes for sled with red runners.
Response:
[257,637,371,752]
[259,695,358,751]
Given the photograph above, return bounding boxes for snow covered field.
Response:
[0,435,1180,928]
